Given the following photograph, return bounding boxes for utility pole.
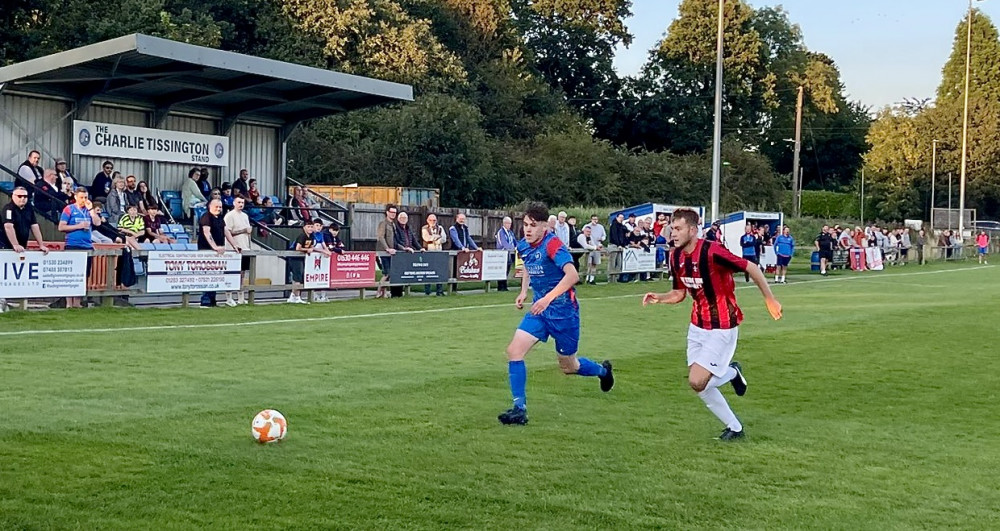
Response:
[931,140,938,231]
[860,168,865,224]
[709,0,725,223]
[959,1,978,241]
[792,86,804,218]
[949,171,953,232]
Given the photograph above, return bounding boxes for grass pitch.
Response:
[1,262,999,529]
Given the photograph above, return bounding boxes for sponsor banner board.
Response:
[389,252,449,284]
[331,252,377,288]
[147,251,241,292]
[0,251,87,297]
[73,120,229,166]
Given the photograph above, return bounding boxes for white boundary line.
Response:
[0,265,991,337]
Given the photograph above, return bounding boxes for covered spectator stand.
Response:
[609,203,706,228]
[0,33,413,208]
[719,210,784,269]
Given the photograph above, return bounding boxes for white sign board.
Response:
[0,251,88,297]
[304,252,332,289]
[73,120,229,166]
[146,251,241,293]
[481,250,510,281]
[621,247,657,273]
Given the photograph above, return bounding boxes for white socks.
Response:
[699,388,743,432]
[699,365,742,432]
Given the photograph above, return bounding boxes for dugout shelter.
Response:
[718,210,784,268]
[609,203,706,229]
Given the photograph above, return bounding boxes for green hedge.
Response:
[780,190,877,219]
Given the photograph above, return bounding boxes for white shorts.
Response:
[687,323,739,377]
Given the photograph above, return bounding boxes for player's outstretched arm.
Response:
[745,262,782,320]
[642,289,686,306]
[515,265,531,309]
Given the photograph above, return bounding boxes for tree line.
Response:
[2,0,870,212]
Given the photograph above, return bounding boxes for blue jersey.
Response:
[517,232,578,318]
[740,234,757,257]
[774,234,795,257]
[60,204,93,249]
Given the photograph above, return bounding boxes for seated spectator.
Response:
[248,179,261,205]
[117,204,146,249]
[287,186,311,224]
[106,177,128,227]
[138,181,157,215]
[232,169,250,198]
[54,157,76,195]
[182,167,206,213]
[124,175,143,209]
[143,204,175,244]
[198,167,212,200]
[17,151,43,196]
[91,161,114,201]
[220,183,235,210]
[34,169,69,218]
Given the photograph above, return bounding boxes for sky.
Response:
[613,0,1000,109]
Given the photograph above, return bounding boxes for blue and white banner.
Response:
[0,251,88,297]
[146,251,242,293]
[73,120,230,166]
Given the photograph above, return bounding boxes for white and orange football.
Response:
[251,409,287,443]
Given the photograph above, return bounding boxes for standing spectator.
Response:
[449,213,479,252]
[224,197,253,306]
[232,169,250,198]
[91,160,114,201]
[773,225,794,284]
[584,215,607,248]
[739,225,759,282]
[375,204,398,299]
[495,216,517,292]
[17,150,43,187]
[567,215,582,273]
[938,230,951,259]
[950,230,963,259]
[143,204,174,244]
[898,228,911,265]
[309,219,332,303]
[288,221,329,304]
[838,226,852,250]
[422,213,448,296]
[577,225,602,285]
[976,230,989,264]
[624,213,637,232]
[198,167,212,200]
[197,199,240,308]
[704,221,721,242]
[124,175,143,209]
[54,157,76,195]
[652,212,669,243]
[547,215,557,232]
[58,187,101,309]
[609,213,628,281]
[182,168,205,215]
[394,212,422,254]
[554,211,571,248]
[814,225,836,276]
[247,179,260,205]
[324,223,345,254]
[916,229,927,265]
[1,186,50,313]
[624,224,648,283]
[106,177,128,227]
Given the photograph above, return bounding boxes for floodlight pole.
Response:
[931,139,938,231]
[710,0,725,223]
[959,0,979,241]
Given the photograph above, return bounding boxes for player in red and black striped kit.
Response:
[642,209,782,441]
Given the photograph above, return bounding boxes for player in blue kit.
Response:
[498,203,614,425]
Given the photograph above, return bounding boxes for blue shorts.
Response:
[518,313,580,356]
[979,246,988,255]
[777,255,791,267]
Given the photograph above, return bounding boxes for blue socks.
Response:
[576,357,607,377]
[508,360,527,410]
[508,357,606,410]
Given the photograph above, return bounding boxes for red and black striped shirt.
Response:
[671,239,749,330]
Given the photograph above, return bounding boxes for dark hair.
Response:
[591,213,599,218]
[262,196,273,205]
[672,208,700,228]
[188,168,200,179]
[385,203,396,213]
[126,203,138,210]
[102,160,112,167]
[28,150,41,158]
[524,202,549,223]
[221,182,231,190]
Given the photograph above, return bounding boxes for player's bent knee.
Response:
[689,378,708,393]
